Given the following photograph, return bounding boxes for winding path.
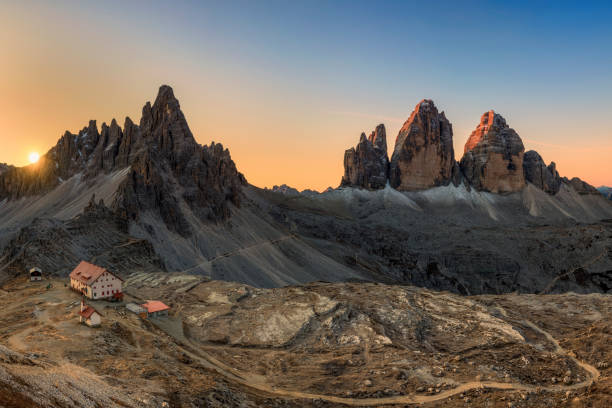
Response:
[150,313,601,406]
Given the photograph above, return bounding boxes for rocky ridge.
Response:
[0,86,246,234]
[0,194,163,283]
[563,177,601,195]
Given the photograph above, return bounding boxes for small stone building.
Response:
[69,261,123,300]
[141,301,170,318]
[78,299,101,327]
[29,267,42,281]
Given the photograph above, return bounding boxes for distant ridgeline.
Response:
[598,186,612,200]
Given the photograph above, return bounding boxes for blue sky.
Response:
[1,0,611,188]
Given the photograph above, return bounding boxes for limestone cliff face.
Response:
[389,100,457,191]
[460,111,525,193]
[341,124,389,190]
[523,150,562,194]
[0,85,245,234]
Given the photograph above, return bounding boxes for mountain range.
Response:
[1,86,611,294]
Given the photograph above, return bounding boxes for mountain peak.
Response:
[390,99,456,191]
[153,85,178,109]
[368,124,386,153]
[460,110,525,193]
[341,125,389,190]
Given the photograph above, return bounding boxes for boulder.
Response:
[389,100,457,191]
[341,124,389,190]
[460,110,525,193]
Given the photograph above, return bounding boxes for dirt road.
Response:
[150,313,600,406]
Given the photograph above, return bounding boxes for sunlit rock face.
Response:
[341,124,389,190]
[523,150,562,194]
[460,110,525,193]
[389,100,458,191]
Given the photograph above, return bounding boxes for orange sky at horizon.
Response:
[1,2,610,191]
[2,85,610,192]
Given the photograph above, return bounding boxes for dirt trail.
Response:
[151,314,600,406]
[539,249,608,295]
[172,234,297,274]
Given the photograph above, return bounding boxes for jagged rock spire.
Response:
[389,99,457,191]
[341,124,389,190]
[0,85,245,233]
[523,150,562,194]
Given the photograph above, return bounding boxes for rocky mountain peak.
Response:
[341,124,389,190]
[0,85,245,233]
[464,110,510,153]
[460,110,525,193]
[389,99,457,191]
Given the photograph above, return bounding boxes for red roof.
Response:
[142,300,170,313]
[78,306,100,319]
[69,261,123,285]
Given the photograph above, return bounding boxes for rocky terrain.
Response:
[0,195,164,282]
[0,85,611,407]
[1,86,611,293]
[0,275,610,407]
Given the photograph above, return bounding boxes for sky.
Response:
[1,0,611,190]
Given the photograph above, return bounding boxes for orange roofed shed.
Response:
[141,300,170,317]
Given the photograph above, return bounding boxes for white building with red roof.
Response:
[69,261,123,300]
[79,298,102,327]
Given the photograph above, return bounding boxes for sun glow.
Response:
[28,152,40,164]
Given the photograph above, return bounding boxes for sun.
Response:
[28,152,40,164]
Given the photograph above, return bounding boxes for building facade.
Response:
[79,299,101,327]
[29,267,42,281]
[69,261,123,300]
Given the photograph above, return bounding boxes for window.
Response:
[94,293,97,297]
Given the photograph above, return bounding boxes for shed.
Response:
[141,300,170,318]
[29,267,42,281]
[126,303,146,314]
[78,299,102,327]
